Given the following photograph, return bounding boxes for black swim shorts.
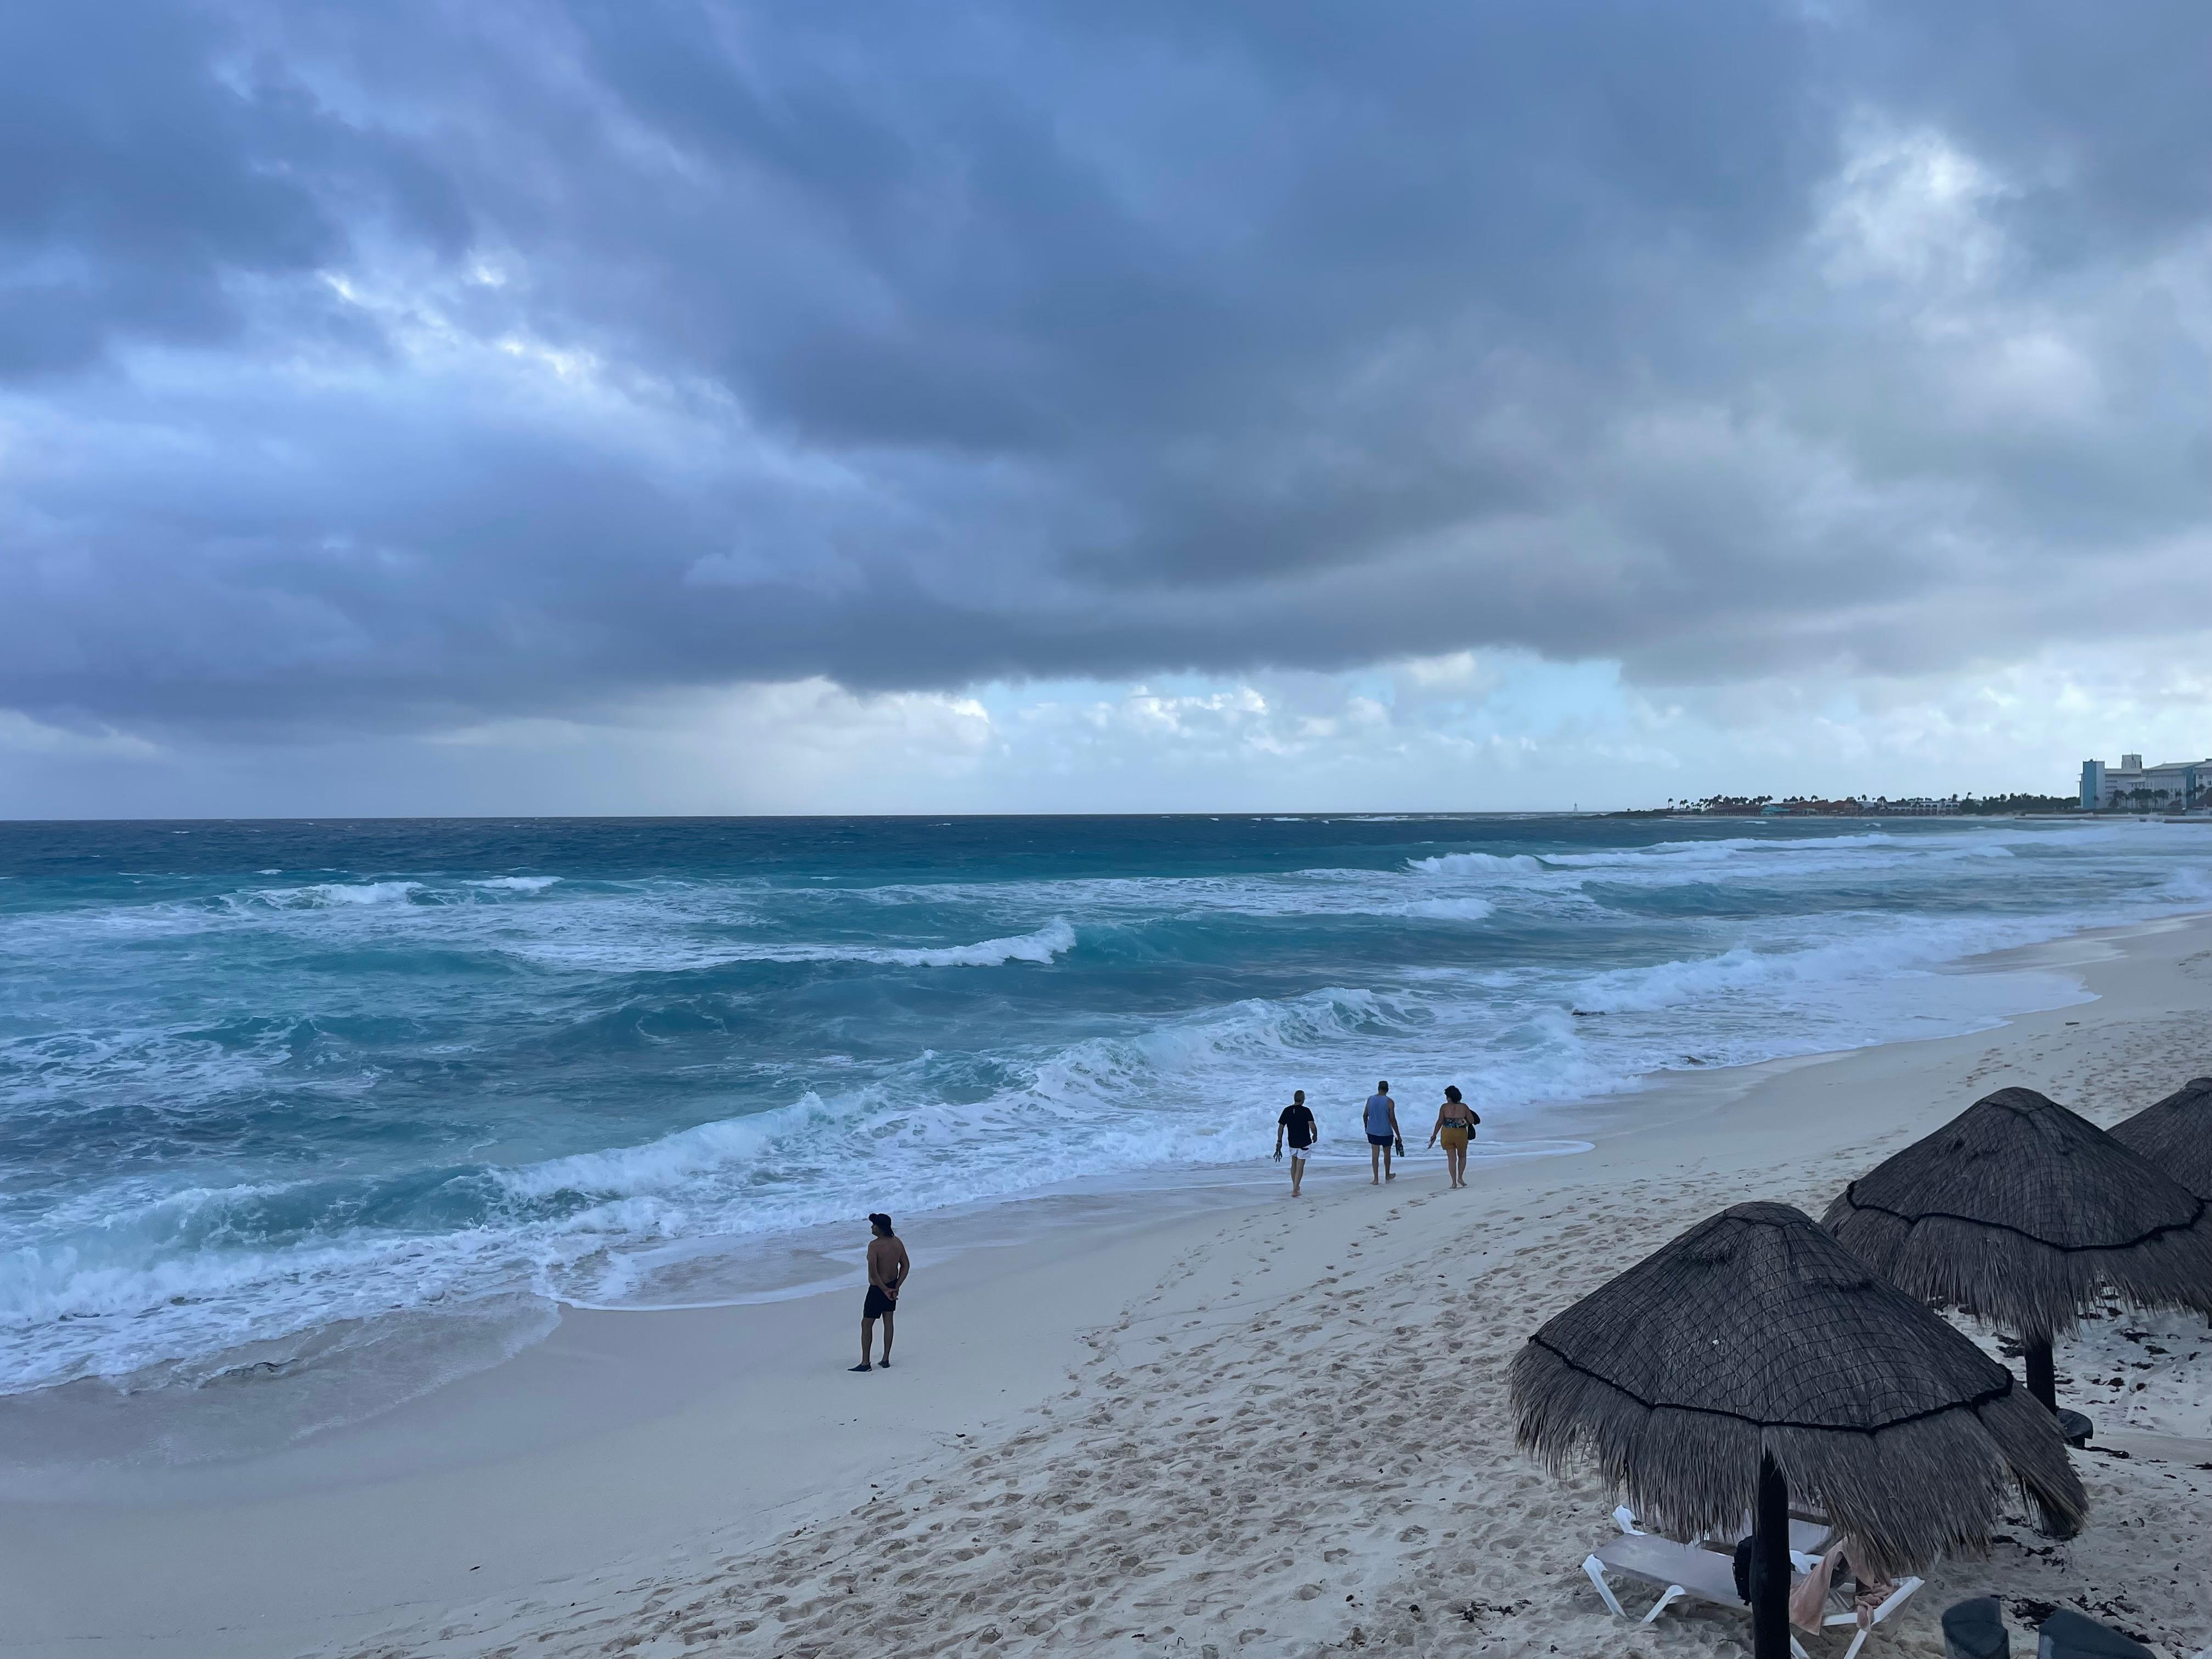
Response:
[1367,1131,1393,1147]
[865,1284,897,1318]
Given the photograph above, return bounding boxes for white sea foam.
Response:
[498,1110,800,1203]
[2159,865,2212,901]
[0,1211,500,1388]
[1400,828,2047,899]
[1408,850,1547,876]
[1540,837,1767,867]
[1400,896,1497,921]
[531,916,1081,972]
[1568,917,2019,1015]
[469,875,562,892]
[249,879,426,909]
[861,917,1076,968]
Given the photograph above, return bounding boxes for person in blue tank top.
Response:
[1363,1081,1400,1184]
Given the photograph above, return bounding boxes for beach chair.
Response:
[1612,1503,1833,1563]
[1583,1528,1924,1659]
[1583,1530,1800,1649]
[2036,1609,2152,1658]
[1819,1577,1926,1659]
[1943,1595,2010,1657]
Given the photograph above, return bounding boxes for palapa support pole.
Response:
[2023,1335,2057,1414]
[2019,1333,2081,1538]
[1751,1453,1791,1659]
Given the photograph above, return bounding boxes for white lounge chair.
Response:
[1821,1578,1923,1658]
[1612,1503,1834,1564]
[1584,1531,1807,1654]
[1583,1528,1923,1659]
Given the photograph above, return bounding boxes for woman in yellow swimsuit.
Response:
[1426,1085,1479,1188]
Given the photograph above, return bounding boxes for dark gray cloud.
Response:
[2,0,2208,737]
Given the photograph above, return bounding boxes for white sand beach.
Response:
[9,916,2211,1658]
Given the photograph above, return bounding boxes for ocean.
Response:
[3,812,2207,1435]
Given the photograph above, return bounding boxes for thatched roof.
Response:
[1510,1201,2084,1576]
[2110,1076,2212,1201]
[1823,1087,2212,1340]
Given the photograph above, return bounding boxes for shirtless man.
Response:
[851,1212,910,1372]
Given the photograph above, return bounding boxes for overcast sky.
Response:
[3,2,2208,816]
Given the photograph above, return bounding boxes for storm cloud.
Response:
[3,1,2208,741]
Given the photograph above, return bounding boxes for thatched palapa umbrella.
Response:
[2110,1076,2212,1201]
[1824,1087,2212,1412]
[1511,1201,2082,1659]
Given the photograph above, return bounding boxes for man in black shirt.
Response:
[1274,1090,1318,1197]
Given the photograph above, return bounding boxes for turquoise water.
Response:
[2,812,2205,1401]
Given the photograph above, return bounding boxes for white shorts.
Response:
[1284,1146,1309,1162]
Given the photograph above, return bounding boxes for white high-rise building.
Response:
[2080,754,2211,811]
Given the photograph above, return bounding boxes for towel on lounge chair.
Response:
[1788,1539,1899,1634]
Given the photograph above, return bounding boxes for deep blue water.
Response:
[3,812,2207,1397]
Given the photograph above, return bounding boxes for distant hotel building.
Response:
[2079,753,2212,811]
[1742,797,1959,816]
[1855,797,1959,816]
